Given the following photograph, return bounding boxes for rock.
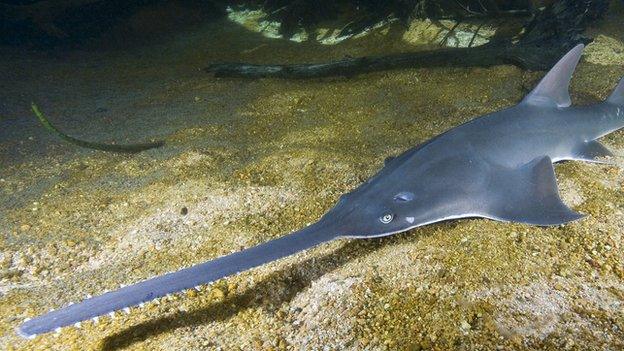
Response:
[212,287,225,300]
[0,268,21,279]
[0,255,11,269]
[585,35,624,66]
[460,320,471,333]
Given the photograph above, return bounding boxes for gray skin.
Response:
[18,44,624,338]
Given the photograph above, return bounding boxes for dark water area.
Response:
[0,0,222,47]
[1,1,623,350]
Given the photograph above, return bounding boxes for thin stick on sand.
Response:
[32,103,165,153]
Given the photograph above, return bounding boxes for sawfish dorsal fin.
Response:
[522,44,585,108]
[485,156,584,226]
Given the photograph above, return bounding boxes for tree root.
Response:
[205,0,607,79]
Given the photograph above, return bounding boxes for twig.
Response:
[453,0,482,16]
[476,0,488,13]
[32,103,165,153]
[468,21,485,47]
[439,20,462,47]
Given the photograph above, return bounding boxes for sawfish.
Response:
[18,44,624,338]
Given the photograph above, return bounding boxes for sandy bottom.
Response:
[1,3,623,351]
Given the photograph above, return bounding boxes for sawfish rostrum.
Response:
[18,44,624,338]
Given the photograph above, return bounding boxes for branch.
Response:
[205,44,569,79]
[32,103,165,153]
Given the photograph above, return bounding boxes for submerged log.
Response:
[205,0,607,79]
[205,43,573,79]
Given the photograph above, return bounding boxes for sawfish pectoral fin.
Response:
[485,156,584,226]
[570,140,614,163]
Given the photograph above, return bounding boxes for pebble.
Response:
[33,265,44,275]
[0,268,21,279]
[0,256,11,269]
[277,337,287,349]
[212,287,225,300]
[227,283,237,295]
[360,337,369,346]
[17,255,32,266]
[252,338,263,349]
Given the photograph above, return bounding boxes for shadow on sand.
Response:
[99,238,384,350]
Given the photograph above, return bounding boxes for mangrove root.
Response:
[205,0,607,79]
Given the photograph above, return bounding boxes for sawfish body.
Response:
[18,44,624,338]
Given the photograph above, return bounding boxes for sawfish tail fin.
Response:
[17,223,337,338]
[607,77,624,106]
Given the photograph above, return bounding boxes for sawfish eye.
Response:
[380,213,394,224]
